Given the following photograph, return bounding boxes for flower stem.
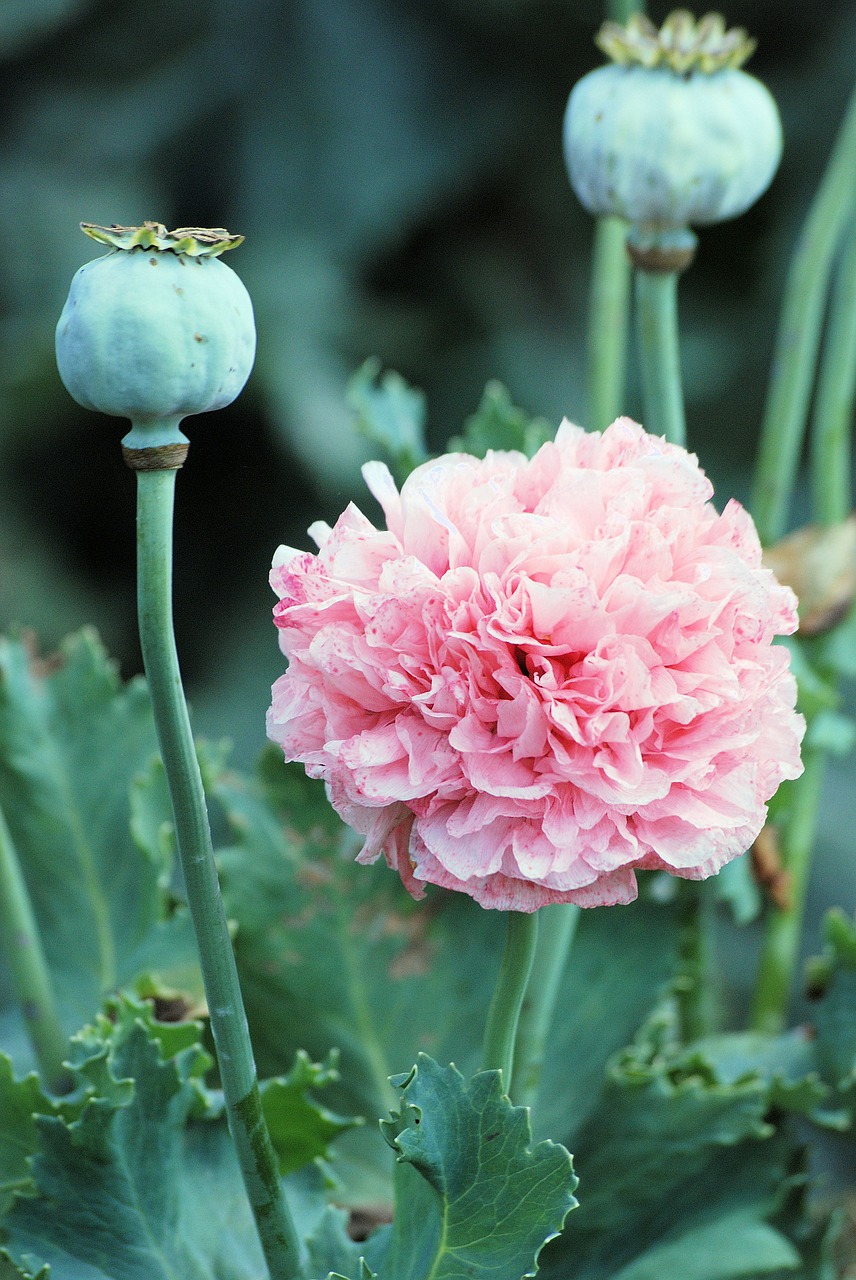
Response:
[512,904,579,1110]
[133,452,302,1280]
[675,883,718,1043]
[751,750,826,1034]
[634,268,686,447]
[582,0,642,431]
[587,216,632,432]
[482,911,539,1099]
[608,0,644,20]
[752,120,856,1030]
[811,210,856,527]
[752,79,856,545]
[0,801,70,1094]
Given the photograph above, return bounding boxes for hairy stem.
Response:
[482,911,540,1099]
[0,802,70,1094]
[134,458,302,1280]
[513,905,579,1109]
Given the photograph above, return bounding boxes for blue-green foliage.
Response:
[0,629,851,1276]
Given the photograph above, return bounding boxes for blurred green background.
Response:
[1,0,854,782]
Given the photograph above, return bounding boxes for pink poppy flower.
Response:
[267,418,804,912]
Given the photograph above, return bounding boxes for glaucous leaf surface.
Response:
[0,1058,64,1219]
[446,380,554,459]
[325,1056,577,1280]
[4,1002,218,1279]
[1,997,350,1279]
[347,359,429,485]
[260,1050,361,1177]
[0,631,162,1033]
[539,1008,804,1280]
[213,751,681,1200]
[0,631,832,1276]
[215,754,503,1113]
[0,1251,49,1280]
[806,908,856,1114]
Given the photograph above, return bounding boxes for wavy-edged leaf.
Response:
[215,757,503,1126]
[214,754,678,1205]
[608,1211,800,1280]
[261,1050,362,1177]
[351,1055,576,1280]
[690,1029,835,1125]
[540,1008,806,1279]
[3,1009,214,1279]
[0,1055,70,1218]
[446,381,554,459]
[305,1204,366,1280]
[2,993,359,1277]
[347,359,428,484]
[809,908,856,1088]
[0,631,161,1034]
[0,1249,48,1280]
[1,996,341,1278]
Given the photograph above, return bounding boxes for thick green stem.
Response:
[0,803,70,1094]
[587,217,631,432]
[635,269,686,447]
[752,80,856,545]
[513,905,579,1110]
[811,210,856,526]
[482,912,539,1099]
[134,460,302,1280]
[751,750,826,1034]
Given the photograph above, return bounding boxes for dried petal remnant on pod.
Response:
[268,420,804,912]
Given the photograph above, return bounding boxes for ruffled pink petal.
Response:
[268,417,805,912]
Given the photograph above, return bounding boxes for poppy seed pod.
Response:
[56,222,256,427]
[563,11,782,232]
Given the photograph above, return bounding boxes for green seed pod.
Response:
[56,222,256,428]
[564,11,782,231]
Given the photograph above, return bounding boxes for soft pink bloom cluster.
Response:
[267,418,804,912]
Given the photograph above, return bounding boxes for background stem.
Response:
[752,101,856,1033]
[587,217,631,431]
[135,464,302,1280]
[751,751,826,1034]
[752,80,856,545]
[607,0,644,21]
[811,210,856,526]
[0,802,70,1094]
[635,269,686,446]
[482,911,539,1099]
[513,905,579,1110]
